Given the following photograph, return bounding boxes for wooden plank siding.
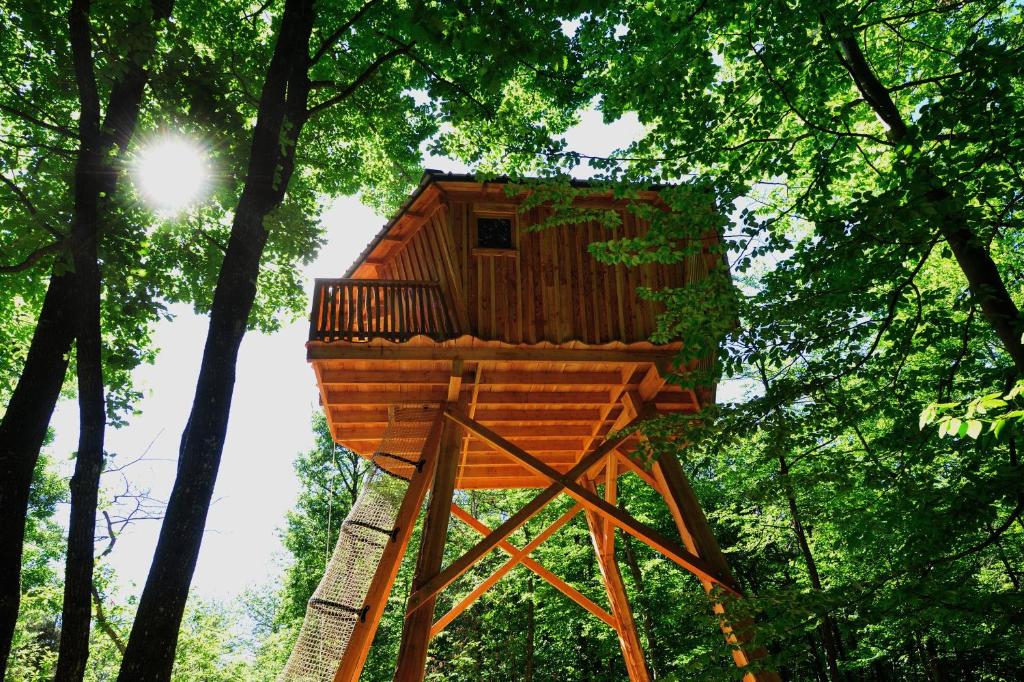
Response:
[360,191,691,345]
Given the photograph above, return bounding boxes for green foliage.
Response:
[922,380,1024,441]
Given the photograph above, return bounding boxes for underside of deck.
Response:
[308,335,707,489]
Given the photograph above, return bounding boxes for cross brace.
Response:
[432,503,617,636]
[440,409,741,595]
[403,412,646,616]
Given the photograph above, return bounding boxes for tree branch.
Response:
[305,43,412,117]
[0,242,64,274]
[0,172,65,238]
[91,583,126,655]
[0,102,75,138]
[750,38,892,146]
[310,0,383,65]
[68,0,102,141]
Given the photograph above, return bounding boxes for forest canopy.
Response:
[1,0,1022,680]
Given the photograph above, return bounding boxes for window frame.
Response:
[472,206,518,257]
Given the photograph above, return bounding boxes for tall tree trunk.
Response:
[117,2,315,678]
[778,455,844,682]
[55,125,107,682]
[0,270,75,675]
[525,573,535,682]
[832,31,1024,373]
[53,1,173,678]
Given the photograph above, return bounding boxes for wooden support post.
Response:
[603,455,617,556]
[332,410,448,682]
[582,479,651,682]
[654,453,780,682]
[392,410,463,682]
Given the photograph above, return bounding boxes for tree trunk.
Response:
[525,573,535,682]
[620,522,660,678]
[51,1,172,677]
[117,2,315,678]
[833,32,1024,373]
[778,455,843,682]
[0,270,75,675]
[54,144,106,682]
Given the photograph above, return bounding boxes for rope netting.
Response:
[277,406,442,682]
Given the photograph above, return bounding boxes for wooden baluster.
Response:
[374,284,381,336]
[424,286,437,338]
[326,283,336,342]
[387,284,395,341]
[405,287,414,340]
[395,280,403,337]
[410,288,418,338]
[314,282,325,341]
[418,285,430,337]
[430,286,442,338]
[346,282,356,341]
[362,280,370,337]
[309,281,321,342]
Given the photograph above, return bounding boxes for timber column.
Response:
[655,452,780,682]
[393,410,463,681]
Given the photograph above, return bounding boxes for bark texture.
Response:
[116,1,315,677]
[54,1,173,678]
[779,455,843,682]
[0,271,75,675]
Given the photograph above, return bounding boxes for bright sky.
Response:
[46,107,646,602]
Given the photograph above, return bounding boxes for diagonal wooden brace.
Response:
[332,409,448,682]
[444,504,615,632]
[432,504,605,636]
[444,410,741,595]
[404,412,645,616]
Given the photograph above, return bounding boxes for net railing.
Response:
[277,406,442,682]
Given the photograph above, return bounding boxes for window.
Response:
[476,216,514,250]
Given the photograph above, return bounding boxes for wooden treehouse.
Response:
[306,171,776,681]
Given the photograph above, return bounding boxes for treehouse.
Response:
[307,171,714,489]
[293,171,777,682]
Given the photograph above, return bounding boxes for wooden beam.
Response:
[614,451,659,489]
[309,344,681,365]
[473,391,618,406]
[325,390,446,405]
[393,410,464,682]
[447,359,464,403]
[653,455,779,681]
[480,370,627,386]
[471,408,606,422]
[320,370,451,385]
[583,479,651,682]
[603,455,617,556]
[332,409,447,682]
[432,504,590,636]
[403,417,641,616]
[444,411,740,594]
[447,505,616,630]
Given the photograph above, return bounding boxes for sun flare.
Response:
[133,136,210,214]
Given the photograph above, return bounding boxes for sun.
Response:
[133,136,210,214]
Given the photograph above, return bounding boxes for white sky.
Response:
[46,107,647,602]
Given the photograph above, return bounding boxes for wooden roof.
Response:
[343,170,667,281]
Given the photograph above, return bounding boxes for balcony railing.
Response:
[309,278,457,343]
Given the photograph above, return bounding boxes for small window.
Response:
[476,216,514,250]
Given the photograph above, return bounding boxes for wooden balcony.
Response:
[309,278,458,344]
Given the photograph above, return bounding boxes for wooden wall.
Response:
[374,196,702,345]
